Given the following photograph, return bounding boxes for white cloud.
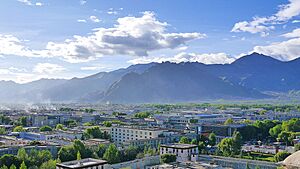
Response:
[33,63,66,74]
[275,0,300,21]
[17,0,32,5]
[89,16,101,23]
[129,52,235,65]
[0,34,43,58]
[232,0,300,36]
[80,0,87,5]
[17,0,43,6]
[77,19,87,23]
[281,28,300,38]
[292,20,300,23]
[35,2,43,6]
[253,38,300,61]
[0,12,204,63]
[107,11,118,15]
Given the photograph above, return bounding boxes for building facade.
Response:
[160,143,198,162]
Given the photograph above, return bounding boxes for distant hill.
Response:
[1,53,300,103]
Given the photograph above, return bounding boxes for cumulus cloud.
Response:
[129,52,235,65]
[89,16,101,23]
[0,34,43,58]
[232,0,300,36]
[253,28,300,61]
[33,63,66,74]
[0,12,204,63]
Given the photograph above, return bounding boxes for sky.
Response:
[0,0,300,83]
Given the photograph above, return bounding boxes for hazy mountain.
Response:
[0,53,300,103]
[99,62,266,103]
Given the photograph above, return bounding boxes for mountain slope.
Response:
[100,62,266,103]
[1,53,300,103]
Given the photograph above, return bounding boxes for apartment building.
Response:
[160,143,198,162]
[110,126,165,144]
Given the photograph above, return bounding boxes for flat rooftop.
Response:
[56,158,107,169]
[160,143,198,149]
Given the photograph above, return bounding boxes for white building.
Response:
[160,143,198,162]
[56,158,108,169]
[110,126,165,144]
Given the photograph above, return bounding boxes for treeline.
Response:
[58,139,157,164]
[146,103,300,112]
[239,118,300,145]
[0,148,55,169]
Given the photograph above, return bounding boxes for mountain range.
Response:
[1,53,300,103]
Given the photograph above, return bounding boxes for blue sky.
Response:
[0,0,300,83]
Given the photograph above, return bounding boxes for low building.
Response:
[110,126,165,145]
[160,143,198,162]
[56,158,108,169]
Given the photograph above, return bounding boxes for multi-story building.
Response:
[160,143,198,162]
[110,126,165,144]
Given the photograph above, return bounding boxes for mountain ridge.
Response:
[0,53,300,103]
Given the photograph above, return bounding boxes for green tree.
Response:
[123,146,138,161]
[102,121,112,127]
[97,144,107,158]
[77,151,81,160]
[190,139,197,145]
[282,118,300,132]
[83,126,109,139]
[224,118,234,125]
[0,165,8,169]
[269,124,282,138]
[13,126,24,132]
[39,125,53,132]
[40,160,56,169]
[179,137,189,144]
[208,133,216,146]
[19,117,27,127]
[0,154,20,168]
[19,161,27,169]
[218,138,234,156]
[274,151,290,162]
[198,141,206,153]
[9,165,16,169]
[134,112,151,118]
[103,144,120,164]
[0,115,11,125]
[0,127,6,135]
[278,131,293,146]
[232,131,242,154]
[58,146,76,162]
[17,148,28,162]
[160,154,176,163]
[55,124,64,130]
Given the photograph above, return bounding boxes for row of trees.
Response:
[0,148,55,169]
[239,118,300,145]
[58,139,157,164]
[150,103,300,112]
